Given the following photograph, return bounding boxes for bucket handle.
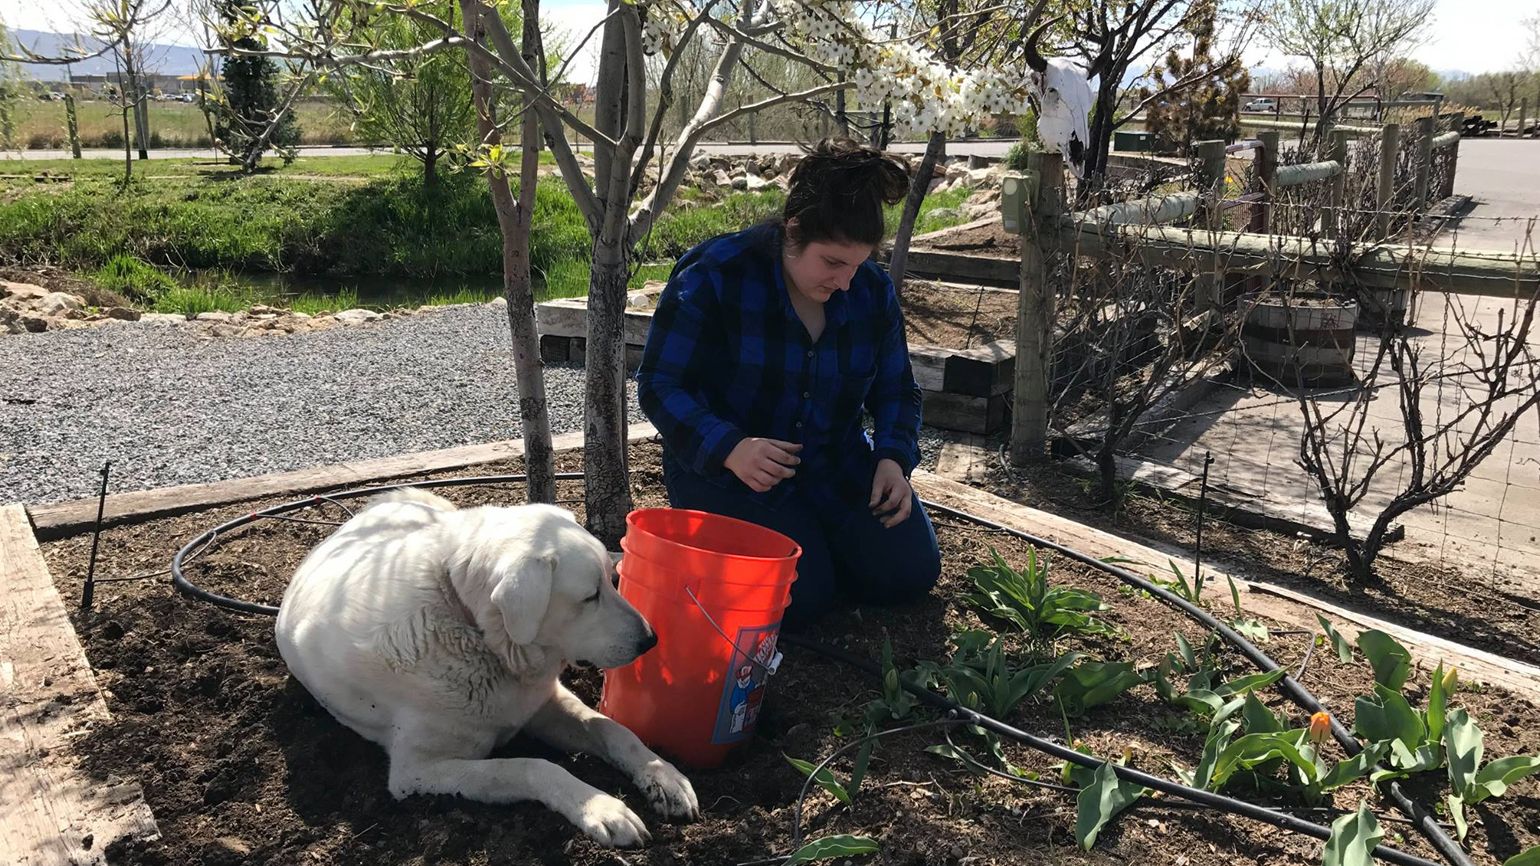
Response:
[683,585,784,678]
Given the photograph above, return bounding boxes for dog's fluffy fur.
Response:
[275,490,698,847]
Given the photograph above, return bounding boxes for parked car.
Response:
[1244,97,1277,113]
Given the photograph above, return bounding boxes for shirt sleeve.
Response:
[635,264,746,476]
[865,273,923,475]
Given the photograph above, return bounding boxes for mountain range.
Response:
[5,29,208,81]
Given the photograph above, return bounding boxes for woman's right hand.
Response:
[724,438,803,493]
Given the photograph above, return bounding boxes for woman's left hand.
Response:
[869,458,913,528]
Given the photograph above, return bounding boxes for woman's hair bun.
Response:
[783,138,913,247]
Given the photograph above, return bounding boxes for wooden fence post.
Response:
[1324,130,1348,238]
[1195,140,1226,310]
[1442,129,1461,199]
[1376,123,1400,239]
[1009,151,1062,465]
[1250,130,1280,235]
[1413,116,1435,210]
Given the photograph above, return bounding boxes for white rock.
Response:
[37,291,85,316]
[966,167,994,185]
[195,311,235,323]
[744,174,771,191]
[333,308,383,325]
[711,169,732,187]
[488,296,508,307]
[140,312,187,324]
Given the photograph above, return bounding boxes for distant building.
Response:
[68,71,207,97]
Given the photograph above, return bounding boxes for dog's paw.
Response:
[636,758,700,820]
[575,793,651,848]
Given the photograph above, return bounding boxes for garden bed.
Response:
[39,442,1540,866]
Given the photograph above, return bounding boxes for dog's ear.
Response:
[488,551,555,647]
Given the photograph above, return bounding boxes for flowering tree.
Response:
[223,0,1060,542]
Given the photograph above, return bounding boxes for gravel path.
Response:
[1,302,945,506]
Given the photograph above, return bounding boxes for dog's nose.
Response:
[636,630,658,655]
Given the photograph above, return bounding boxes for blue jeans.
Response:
[660,452,942,629]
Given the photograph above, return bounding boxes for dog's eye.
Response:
[585,590,601,604]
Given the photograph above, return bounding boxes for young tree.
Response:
[1140,0,1250,150]
[230,0,1054,543]
[213,0,298,167]
[1261,0,1436,147]
[0,25,19,150]
[328,0,477,190]
[1066,0,1255,185]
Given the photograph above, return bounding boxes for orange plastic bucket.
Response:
[600,508,801,768]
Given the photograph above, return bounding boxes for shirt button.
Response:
[806,350,814,358]
[802,391,811,399]
[795,421,804,428]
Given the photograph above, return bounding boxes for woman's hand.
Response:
[724,438,803,493]
[869,458,913,528]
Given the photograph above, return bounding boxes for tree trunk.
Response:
[583,245,633,545]
[135,92,150,159]
[460,0,557,504]
[121,102,133,181]
[887,131,945,292]
[423,144,438,194]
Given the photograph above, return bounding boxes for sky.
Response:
[4,0,1537,85]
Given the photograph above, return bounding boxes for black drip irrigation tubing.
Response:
[918,499,1471,866]
[168,476,1469,866]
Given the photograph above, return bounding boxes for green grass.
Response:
[92,253,179,303]
[2,153,473,179]
[152,281,261,316]
[289,288,361,315]
[9,98,356,149]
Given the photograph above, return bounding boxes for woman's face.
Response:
[783,234,875,305]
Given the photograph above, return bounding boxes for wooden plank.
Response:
[1276,160,1343,189]
[1058,219,1539,298]
[28,425,659,540]
[933,434,993,483]
[910,473,1540,699]
[1,504,160,864]
[534,298,656,345]
[921,391,1006,435]
[1074,192,1200,227]
[888,249,1020,288]
[908,344,950,392]
[943,339,1015,397]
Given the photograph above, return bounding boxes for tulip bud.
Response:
[1441,666,1458,695]
[1308,711,1331,745]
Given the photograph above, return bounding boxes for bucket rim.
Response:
[625,507,803,563]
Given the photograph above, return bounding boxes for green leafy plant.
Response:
[966,548,1114,656]
[1316,615,1355,663]
[1322,802,1383,866]
[1054,661,1145,717]
[1176,699,1380,801]
[1444,708,1540,840]
[1073,759,1146,850]
[924,630,1079,719]
[785,834,879,864]
[1356,630,1413,691]
[785,755,852,807]
[1504,846,1540,866]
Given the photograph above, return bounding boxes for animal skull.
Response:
[1024,20,1099,177]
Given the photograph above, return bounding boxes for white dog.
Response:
[274,489,699,847]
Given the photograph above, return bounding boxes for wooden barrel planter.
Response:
[1242,292,1358,386]
[1355,287,1411,329]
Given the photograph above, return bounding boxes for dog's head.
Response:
[448,504,656,676]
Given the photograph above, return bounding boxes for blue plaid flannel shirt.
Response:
[635,223,923,509]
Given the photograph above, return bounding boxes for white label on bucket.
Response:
[711,623,779,745]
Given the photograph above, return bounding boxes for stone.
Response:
[195,311,235,323]
[333,308,383,325]
[291,311,312,320]
[103,306,141,321]
[37,291,85,316]
[140,312,186,324]
[248,304,282,315]
[19,315,48,332]
[731,176,749,191]
[488,296,508,307]
[966,166,993,185]
[711,169,732,187]
[744,173,771,191]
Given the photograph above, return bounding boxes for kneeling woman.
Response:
[635,139,941,629]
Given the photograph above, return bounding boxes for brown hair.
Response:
[782,138,911,248]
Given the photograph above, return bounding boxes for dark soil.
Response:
[900,280,1017,350]
[41,442,1540,866]
[972,456,1540,670]
[912,220,1021,258]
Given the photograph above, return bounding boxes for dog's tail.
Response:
[366,487,458,513]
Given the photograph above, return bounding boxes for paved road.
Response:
[0,140,1022,163]
[1447,138,1540,253]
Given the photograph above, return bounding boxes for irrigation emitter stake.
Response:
[81,459,112,615]
[1193,451,1214,594]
